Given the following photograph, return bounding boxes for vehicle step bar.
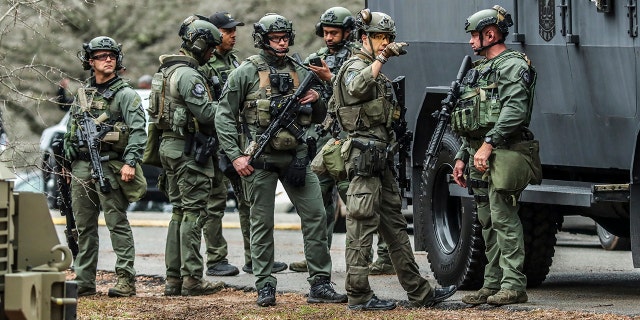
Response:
[447,178,629,207]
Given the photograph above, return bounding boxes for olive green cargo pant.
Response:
[71,160,135,289]
[469,163,527,292]
[344,166,431,305]
[243,151,332,290]
[161,137,213,279]
[227,175,252,265]
[203,165,230,268]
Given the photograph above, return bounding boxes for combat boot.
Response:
[486,288,528,306]
[348,295,396,311]
[256,283,276,307]
[206,261,239,276]
[77,286,97,297]
[307,276,347,303]
[181,276,225,296]
[368,259,395,275]
[288,259,308,272]
[164,276,182,296]
[461,287,499,305]
[108,271,136,297]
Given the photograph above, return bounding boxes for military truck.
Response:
[367,0,640,289]
[0,165,77,319]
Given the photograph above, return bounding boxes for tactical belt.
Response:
[77,150,119,162]
[251,160,279,173]
[474,194,489,203]
[467,130,534,150]
[468,178,489,189]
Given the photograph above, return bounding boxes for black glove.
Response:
[282,156,309,187]
[306,137,318,159]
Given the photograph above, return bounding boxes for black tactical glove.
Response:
[283,156,309,187]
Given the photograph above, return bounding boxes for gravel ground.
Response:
[71,271,637,320]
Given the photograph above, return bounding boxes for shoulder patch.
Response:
[519,68,532,86]
[345,71,357,85]
[192,83,206,98]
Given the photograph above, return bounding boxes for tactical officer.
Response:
[289,5,357,274]
[215,13,347,307]
[200,11,287,276]
[333,9,456,310]
[64,36,147,297]
[454,5,538,306]
[152,15,225,296]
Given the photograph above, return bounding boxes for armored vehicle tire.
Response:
[596,223,631,251]
[519,204,558,287]
[416,131,486,289]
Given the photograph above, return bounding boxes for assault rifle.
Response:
[244,62,321,162]
[51,137,79,259]
[424,55,473,170]
[391,76,412,194]
[74,87,112,193]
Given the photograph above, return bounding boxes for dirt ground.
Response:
[69,271,637,320]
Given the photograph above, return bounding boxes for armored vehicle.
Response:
[0,165,77,319]
[367,0,640,289]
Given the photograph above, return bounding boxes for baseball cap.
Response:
[209,12,245,29]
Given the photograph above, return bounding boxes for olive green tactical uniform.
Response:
[199,49,244,268]
[335,51,433,306]
[304,42,357,248]
[155,53,220,280]
[453,49,537,293]
[67,76,146,291]
[215,52,333,291]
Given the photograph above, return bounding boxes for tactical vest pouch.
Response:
[337,106,361,131]
[310,148,327,175]
[452,98,480,134]
[321,138,346,181]
[346,175,380,220]
[256,99,272,127]
[110,122,129,153]
[106,160,147,203]
[361,97,388,127]
[149,72,172,130]
[484,94,501,125]
[269,129,298,150]
[489,146,532,194]
[172,107,187,135]
[509,139,543,185]
[143,122,162,167]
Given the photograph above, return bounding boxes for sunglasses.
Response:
[268,35,291,43]
[370,33,395,42]
[91,53,117,61]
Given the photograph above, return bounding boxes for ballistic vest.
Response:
[451,50,536,138]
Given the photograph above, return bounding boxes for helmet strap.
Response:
[365,33,376,57]
[474,30,505,53]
